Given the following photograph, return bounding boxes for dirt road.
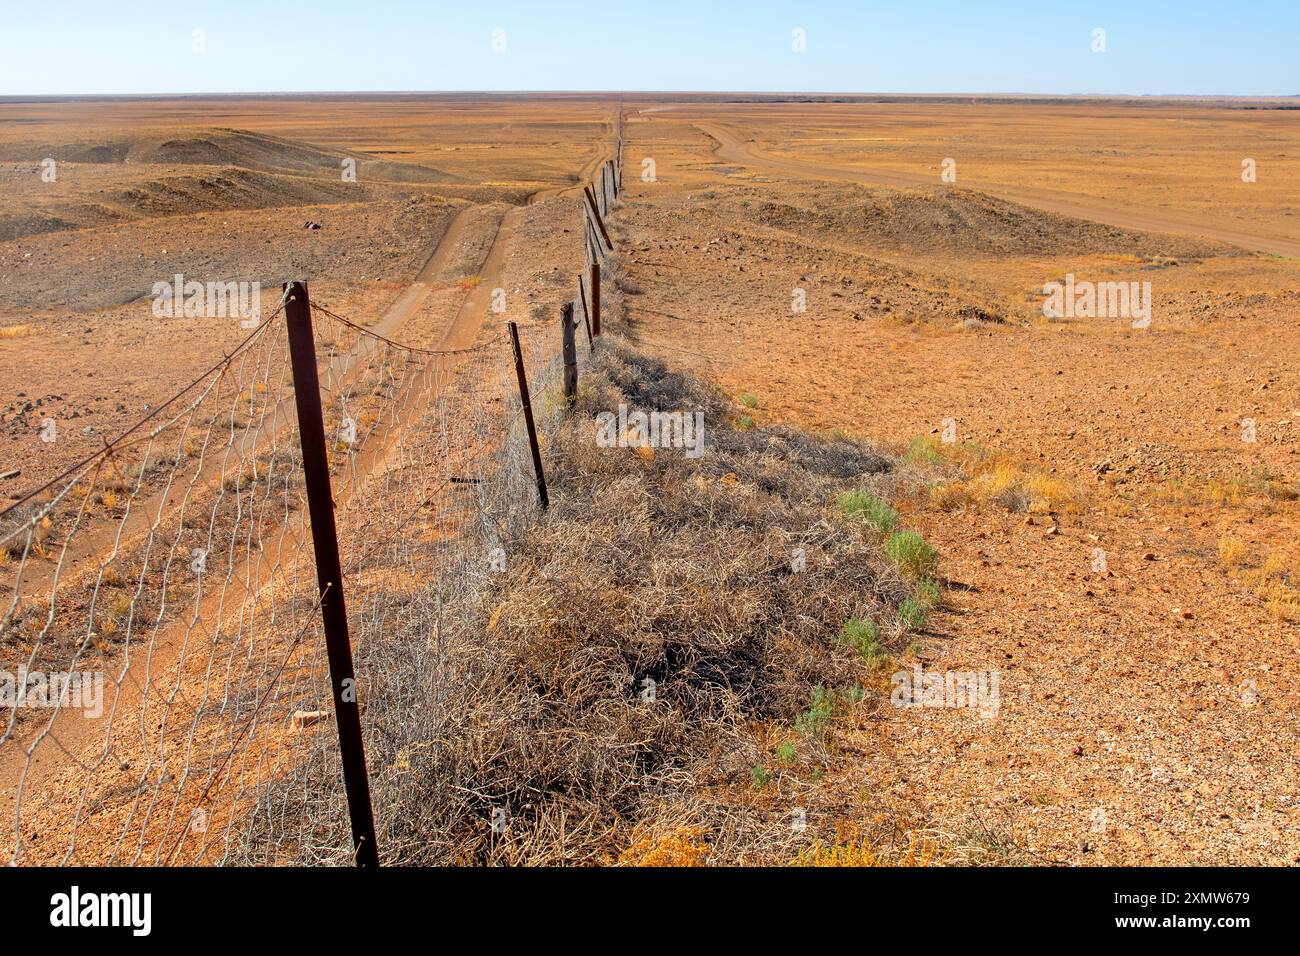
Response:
[2,123,615,864]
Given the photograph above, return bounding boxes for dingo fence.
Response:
[0,152,621,866]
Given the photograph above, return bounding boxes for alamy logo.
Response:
[1042,273,1151,328]
[152,274,261,326]
[1,667,103,718]
[50,886,151,936]
[595,403,705,459]
[890,665,1000,718]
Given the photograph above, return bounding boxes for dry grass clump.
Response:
[617,825,710,866]
[0,323,33,340]
[260,340,914,865]
[1158,474,1299,509]
[790,817,943,867]
[944,819,1037,866]
[1218,536,1249,567]
[1217,535,1300,621]
[601,257,643,296]
[909,437,1083,514]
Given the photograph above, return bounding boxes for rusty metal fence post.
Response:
[508,321,549,511]
[584,185,614,252]
[561,302,577,404]
[283,280,380,868]
[577,276,594,352]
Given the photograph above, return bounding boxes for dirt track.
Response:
[6,94,1299,866]
[0,105,614,864]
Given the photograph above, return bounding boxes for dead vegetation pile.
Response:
[259,338,930,865]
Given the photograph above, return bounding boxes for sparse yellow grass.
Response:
[924,447,1083,515]
[1159,476,1298,508]
[1217,536,1300,621]
[1265,591,1300,621]
[0,324,33,340]
[1217,536,1248,567]
[1259,551,1289,579]
[27,516,54,560]
[793,838,881,866]
[618,826,710,867]
[1023,473,1079,511]
[928,481,971,511]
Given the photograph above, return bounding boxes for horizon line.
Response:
[3,89,1298,102]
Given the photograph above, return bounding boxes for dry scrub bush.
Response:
[913,438,1083,515]
[259,341,912,865]
[617,825,710,866]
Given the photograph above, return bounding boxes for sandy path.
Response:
[390,115,612,350]
[369,204,485,339]
[0,201,492,847]
[696,121,1300,260]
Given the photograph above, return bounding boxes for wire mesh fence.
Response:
[1,156,614,865]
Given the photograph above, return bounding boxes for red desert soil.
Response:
[612,104,1300,864]
[4,94,1299,865]
[0,95,612,863]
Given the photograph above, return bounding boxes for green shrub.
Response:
[905,435,942,466]
[795,685,835,736]
[738,414,755,429]
[914,578,941,608]
[897,597,929,630]
[898,579,941,630]
[838,617,888,663]
[836,489,899,532]
[776,741,797,765]
[885,530,939,579]
[739,392,760,409]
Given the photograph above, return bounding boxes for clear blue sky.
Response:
[1,0,1295,97]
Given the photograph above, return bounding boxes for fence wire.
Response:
[1,265,587,864]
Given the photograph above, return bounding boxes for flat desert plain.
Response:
[2,94,1298,864]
